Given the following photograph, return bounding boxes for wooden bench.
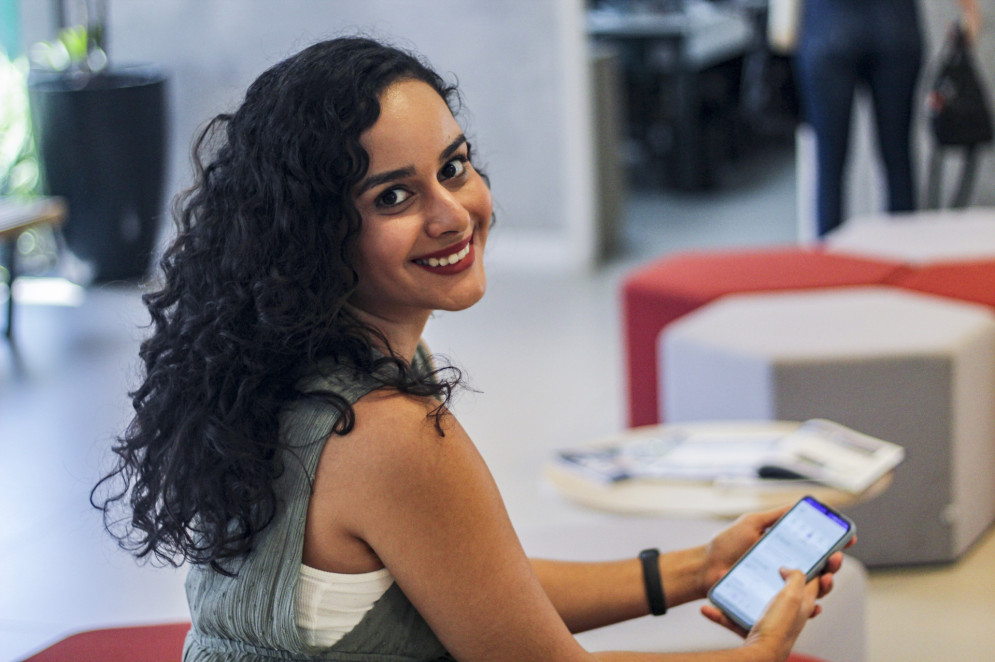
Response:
[0,197,67,345]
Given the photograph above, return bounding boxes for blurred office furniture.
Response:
[621,247,905,427]
[29,66,168,283]
[662,287,995,566]
[587,1,755,189]
[823,207,995,265]
[622,207,995,427]
[0,196,66,350]
[546,420,892,518]
[591,45,627,260]
[18,614,840,661]
[823,206,995,312]
[21,622,190,662]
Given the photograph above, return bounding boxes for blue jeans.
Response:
[796,0,923,235]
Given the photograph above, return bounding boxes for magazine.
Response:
[555,419,904,494]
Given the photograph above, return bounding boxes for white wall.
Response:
[797,0,995,239]
[20,0,596,272]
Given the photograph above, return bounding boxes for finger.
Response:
[781,567,820,604]
[779,567,806,584]
[753,505,790,529]
[801,572,821,611]
[817,572,834,598]
[823,551,844,574]
[701,605,749,638]
[773,568,810,612]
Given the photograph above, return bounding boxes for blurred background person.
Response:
[796,0,981,236]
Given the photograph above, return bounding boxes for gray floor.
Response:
[3,145,994,661]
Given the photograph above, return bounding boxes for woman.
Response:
[93,37,846,661]
[796,0,982,236]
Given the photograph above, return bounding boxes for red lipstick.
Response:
[412,235,476,275]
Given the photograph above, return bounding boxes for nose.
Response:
[424,183,471,238]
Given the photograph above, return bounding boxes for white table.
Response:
[546,421,891,519]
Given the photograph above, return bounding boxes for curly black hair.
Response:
[91,37,469,573]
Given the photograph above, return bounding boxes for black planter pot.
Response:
[29,66,168,283]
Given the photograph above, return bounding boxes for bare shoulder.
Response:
[307,389,588,660]
[346,389,462,469]
[348,389,491,507]
[312,387,465,489]
[304,389,472,570]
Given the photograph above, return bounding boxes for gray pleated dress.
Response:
[183,346,455,661]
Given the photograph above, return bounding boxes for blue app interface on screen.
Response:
[711,498,850,627]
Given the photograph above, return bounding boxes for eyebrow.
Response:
[355,134,468,196]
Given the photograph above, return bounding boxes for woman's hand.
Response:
[960,0,982,43]
[701,569,819,662]
[699,507,852,602]
[699,507,786,597]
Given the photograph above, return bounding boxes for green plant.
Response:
[29,23,106,74]
[0,46,38,197]
[1,47,61,280]
[36,0,108,74]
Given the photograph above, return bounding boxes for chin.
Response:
[441,279,487,312]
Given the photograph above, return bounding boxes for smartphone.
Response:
[707,496,856,630]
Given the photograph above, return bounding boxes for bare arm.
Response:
[530,546,707,633]
[306,391,821,662]
[530,509,846,635]
[960,0,982,41]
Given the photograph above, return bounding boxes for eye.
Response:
[375,187,411,209]
[440,155,468,181]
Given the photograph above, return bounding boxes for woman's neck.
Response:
[346,304,430,363]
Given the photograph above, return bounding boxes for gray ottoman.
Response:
[661,286,995,566]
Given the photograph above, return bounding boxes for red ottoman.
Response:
[20,622,831,661]
[23,622,190,662]
[622,247,906,427]
[887,259,995,311]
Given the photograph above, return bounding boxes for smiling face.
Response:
[349,79,493,336]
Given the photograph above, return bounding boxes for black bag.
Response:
[927,22,994,147]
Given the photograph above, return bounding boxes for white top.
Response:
[295,564,394,647]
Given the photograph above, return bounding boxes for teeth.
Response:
[419,244,470,268]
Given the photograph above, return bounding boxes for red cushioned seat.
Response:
[19,621,833,661]
[22,622,190,662]
[886,259,995,310]
[622,247,907,427]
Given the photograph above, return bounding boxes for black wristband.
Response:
[639,548,667,616]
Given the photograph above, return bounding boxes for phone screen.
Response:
[708,496,854,629]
